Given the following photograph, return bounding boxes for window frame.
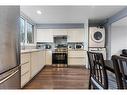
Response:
[20,17,35,46]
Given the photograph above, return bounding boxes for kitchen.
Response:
[0,5,127,90]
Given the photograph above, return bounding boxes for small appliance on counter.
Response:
[75,43,84,50]
[68,43,84,50]
[68,43,75,50]
[45,44,52,49]
[36,42,52,50]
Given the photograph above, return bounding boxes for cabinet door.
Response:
[21,53,30,88]
[38,51,45,70]
[68,51,86,58]
[30,51,46,78]
[30,52,39,78]
[45,50,52,65]
[67,29,84,42]
[37,29,53,42]
[53,29,68,36]
[68,58,86,66]
[21,71,30,88]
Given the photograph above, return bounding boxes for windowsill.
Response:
[21,43,36,46]
[20,43,36,50]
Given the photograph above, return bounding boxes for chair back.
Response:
[87,51,108,89]
[112,55,127,89]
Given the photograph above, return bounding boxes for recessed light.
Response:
[36,10,42,15]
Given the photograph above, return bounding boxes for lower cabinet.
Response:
[45,50,52,65]
[21,71,30,88]
[68,50,86,66]
[21,53,30,88]
[30,50,45,78]
[68,58,86,65]
[21,50,46,88]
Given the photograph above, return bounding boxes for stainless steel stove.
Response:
[52,48,68,67]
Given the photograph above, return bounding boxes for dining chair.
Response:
[112,55,127,89]
[87,51,108,89]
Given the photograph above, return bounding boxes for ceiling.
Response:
[112,16,127,27]
[20,6,126,24]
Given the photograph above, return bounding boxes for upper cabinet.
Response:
[53,29,68,36]
[37,29,53,42]
[67,29,85,42]
[36,29,85,42]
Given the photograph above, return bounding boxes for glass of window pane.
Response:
[27,22,33,43]
[20,18,25,43]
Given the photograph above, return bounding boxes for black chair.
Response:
[87,51,108,89]
[120,49,127,57]
[112,55,127,89]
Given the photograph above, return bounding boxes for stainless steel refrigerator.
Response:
[0,6,20,89]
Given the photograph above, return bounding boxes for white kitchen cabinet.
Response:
[68,50,86,66]
[30,50,45,78]
[30,51,39,78]
[53,29,68,36]
[38,50,46,70]
[67,29,85,42]
[36,29,53,42]
[21,72,30,88]
[68,58,86,65]
[21,53,30,88]
[45,50,52,65]
[68,50,86,58]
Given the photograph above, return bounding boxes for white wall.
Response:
[111,26,127,56]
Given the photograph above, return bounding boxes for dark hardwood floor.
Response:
[24,66,90,89]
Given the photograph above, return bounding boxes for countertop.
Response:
[21,49,45,54]
[21,48,86,54]
[68,49,86,51]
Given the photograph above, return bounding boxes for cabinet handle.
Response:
[0,70,19,84]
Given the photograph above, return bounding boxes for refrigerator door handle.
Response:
[0,70,19,84]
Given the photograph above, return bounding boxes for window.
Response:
[20,18,25,43]
[27,22,34,43]
[20,17,34,44]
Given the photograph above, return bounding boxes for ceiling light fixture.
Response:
[36,10,42,15]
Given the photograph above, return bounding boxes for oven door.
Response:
[52,53,67,64]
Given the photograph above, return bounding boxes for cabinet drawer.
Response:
[21,72,30,88]
[68,58,86,65]
[21,62,30,76]
[68,51,86,57]
[21,53,30,64]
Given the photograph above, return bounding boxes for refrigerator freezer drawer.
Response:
[0,68,20,89]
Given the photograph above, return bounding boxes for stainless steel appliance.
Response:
[45,44,52,49]
[75,43,84,49]
[53,36,68,67]
[0,6,20,89]
[89,27,105,48]
[52,48,68,67]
